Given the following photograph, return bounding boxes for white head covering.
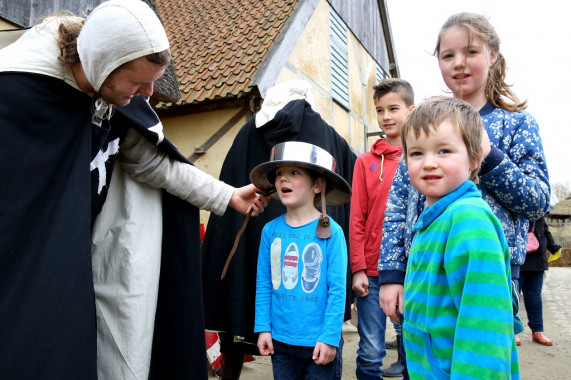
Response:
[255,80,316,128]
[77,0,170,92]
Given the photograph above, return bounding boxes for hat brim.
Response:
[250,160,352,207]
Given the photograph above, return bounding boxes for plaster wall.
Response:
[276,0,383,155]
[162,109,246,225]
[0,19,17,28]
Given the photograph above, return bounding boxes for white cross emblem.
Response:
[148,123,164,145]
[90,138,120,194]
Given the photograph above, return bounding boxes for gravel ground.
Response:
[211,267,571,379]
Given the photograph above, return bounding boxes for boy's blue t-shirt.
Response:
[254,215,347,347]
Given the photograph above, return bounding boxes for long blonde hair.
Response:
[434,12,527,112]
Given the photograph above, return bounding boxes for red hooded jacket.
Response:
[349,139,402,276]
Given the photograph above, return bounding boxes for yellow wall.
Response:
[274,0,382,156]
[286,0,331,95]
[162,108,245,165]
[0,18,18,29]
[364,62,381,129]
[162,108,246,225]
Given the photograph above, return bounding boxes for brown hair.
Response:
[373,78,414,107]
[32,13,84,67]
[401,96,483,183]
[434,12,526,112]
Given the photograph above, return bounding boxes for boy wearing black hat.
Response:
[252,141,351,379]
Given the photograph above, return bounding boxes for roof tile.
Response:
[156,0,300,107]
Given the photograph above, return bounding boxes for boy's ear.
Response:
[313,177,325,194]
[408,104,415,112]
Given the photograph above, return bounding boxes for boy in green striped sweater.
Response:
[400,96,519,379]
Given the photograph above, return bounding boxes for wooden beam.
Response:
[188,108,246,163]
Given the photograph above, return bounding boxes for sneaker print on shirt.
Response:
[301,242,322,293]
[270,238,282,290]
[282,242,299,290]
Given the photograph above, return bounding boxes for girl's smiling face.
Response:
[438,26,497,107]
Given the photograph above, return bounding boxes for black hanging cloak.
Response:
[201,99,356,346]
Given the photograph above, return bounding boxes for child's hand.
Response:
[312,341,336,365]
[352,270,369,297]
[379,283,403,321]
[257,332,274,356]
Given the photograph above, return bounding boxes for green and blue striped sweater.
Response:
[403,181,519,379]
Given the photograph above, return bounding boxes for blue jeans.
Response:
[389,316,407,380]
[512,277,525,334]
[518,271,545,332]
[355,276,387,380]
[390,318,402,336]
[271,338,343,380]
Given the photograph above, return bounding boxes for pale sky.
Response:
[386,0,571,198]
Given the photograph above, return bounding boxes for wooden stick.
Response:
[221,209,253,279]
[220,190,273,279]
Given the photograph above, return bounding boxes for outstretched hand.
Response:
[229,184,270,216]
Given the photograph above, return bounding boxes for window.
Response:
[376,63,388,85]
[329,8,349,109]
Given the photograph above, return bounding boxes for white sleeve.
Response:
[117,128,233,216]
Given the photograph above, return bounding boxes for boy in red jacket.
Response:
[349,78,414,379]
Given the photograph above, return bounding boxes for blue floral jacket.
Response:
[378,102,551,284]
